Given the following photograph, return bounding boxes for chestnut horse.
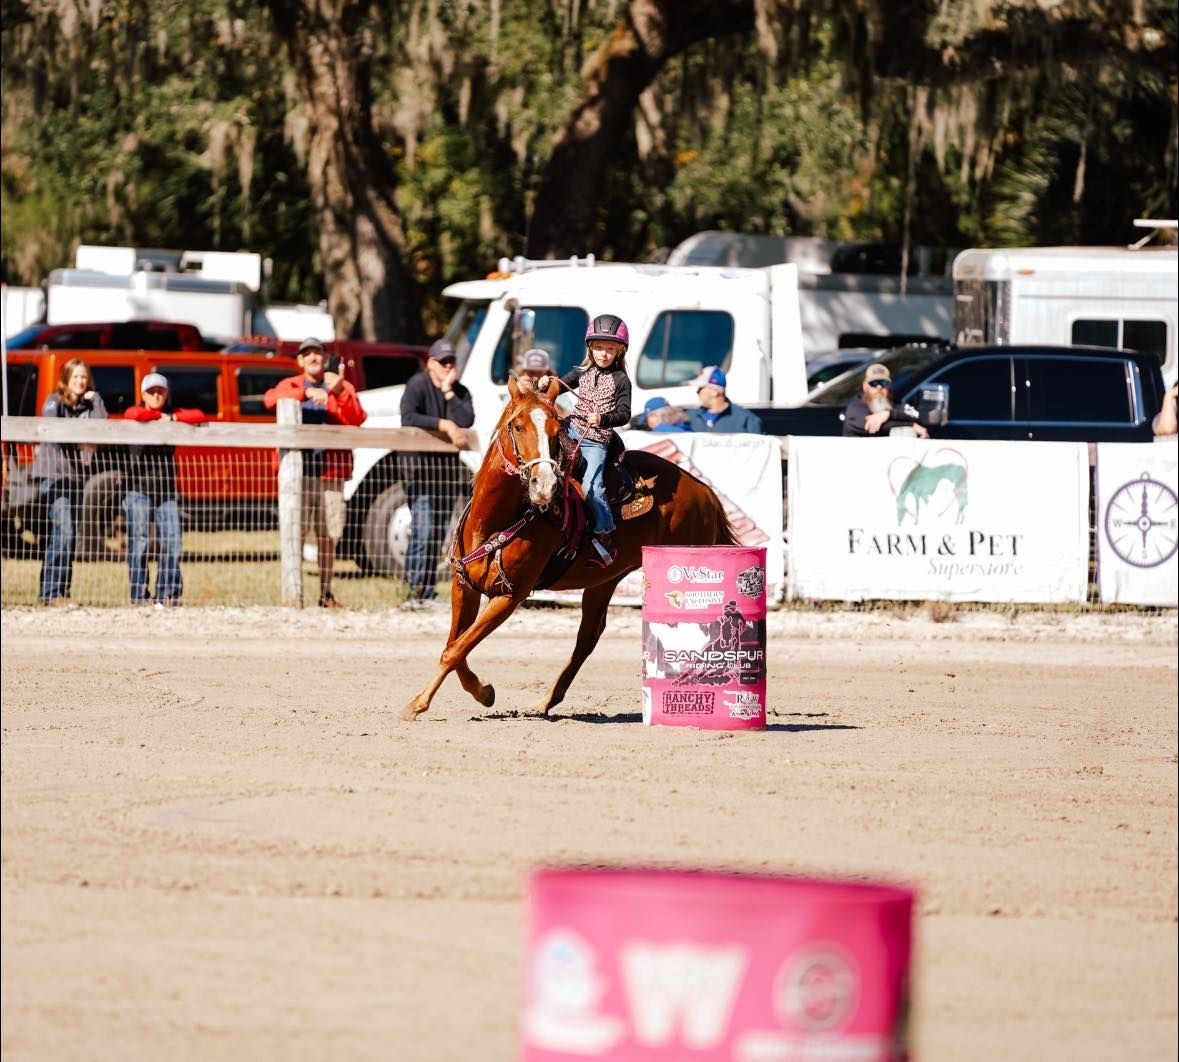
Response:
[402,374,736,720]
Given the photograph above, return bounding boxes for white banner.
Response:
[788,437,1090,603]
[535,432,785,606]
[1095,441,1179,606]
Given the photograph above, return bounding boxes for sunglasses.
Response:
[434,356,456,366]
[867,379,891,389]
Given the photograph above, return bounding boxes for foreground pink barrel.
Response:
[521,868,914,1061]
[641,545,768,730]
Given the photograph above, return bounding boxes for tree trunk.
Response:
[266,0,420,342]
[525,0,755,258]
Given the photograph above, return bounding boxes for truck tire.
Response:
[361,483,413,578]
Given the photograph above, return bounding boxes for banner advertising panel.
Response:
[1095,441,1178,606]
[536,433,785,607]
[788,437,1090,603]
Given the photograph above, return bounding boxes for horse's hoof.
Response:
[400,701,427,721]
[479,684,496,708]
[525,701,551,717]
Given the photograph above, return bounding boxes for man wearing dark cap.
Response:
[399,338,476,608]
[841,362,928,438]
[264,336,368,607]
[638,395,692,433]
[686,366,763,434]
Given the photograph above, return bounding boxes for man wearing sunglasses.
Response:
[841,362,929,438]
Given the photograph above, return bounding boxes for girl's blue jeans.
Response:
[567,425,615,535]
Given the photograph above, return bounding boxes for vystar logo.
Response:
[666,564,725,585]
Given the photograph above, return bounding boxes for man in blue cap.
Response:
[640,395,692,433]
[687,366,762,434]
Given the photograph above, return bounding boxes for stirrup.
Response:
[586,534,617,568]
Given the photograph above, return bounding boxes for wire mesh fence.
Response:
[1,414,472,609]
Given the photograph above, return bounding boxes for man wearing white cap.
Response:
[123,372,209,606]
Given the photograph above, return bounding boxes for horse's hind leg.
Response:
[449,582,495,708]
[402,591,524,720]
[529,580,617,716]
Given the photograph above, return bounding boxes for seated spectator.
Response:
[841,363,928,438]
[639,396,692,433]
[686,367,762,434]
[123,373,208,606]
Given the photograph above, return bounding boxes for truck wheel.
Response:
[361,483,413,578]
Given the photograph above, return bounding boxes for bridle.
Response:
[494,395,563,493]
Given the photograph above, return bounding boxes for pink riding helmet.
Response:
[585,314,629,350]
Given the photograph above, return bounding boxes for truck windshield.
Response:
[444,300,491,376]
[809,346,947,405]
[486,306,590,384]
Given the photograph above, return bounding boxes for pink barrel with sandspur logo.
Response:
[641,546,768,730]
[521,868,915,1061]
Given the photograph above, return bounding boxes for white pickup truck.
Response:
[342,256,811,575]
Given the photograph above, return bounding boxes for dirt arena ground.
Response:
[1,604,1176,1060]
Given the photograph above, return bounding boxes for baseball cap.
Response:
[694,366,727,391]
[141,372,169,393]
[429,338,457,363]
[522,348,551,372]
[297,337,326,355]
[643,396,670,415]
[864,363,892,382]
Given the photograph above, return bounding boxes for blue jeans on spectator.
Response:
[39,479,80,603]
[124,491,183,603]
[405,484,443,601]
[567,425,615,535]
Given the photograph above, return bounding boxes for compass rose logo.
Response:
[1103,471,1179,569]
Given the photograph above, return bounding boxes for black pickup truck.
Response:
[749,344,1168,443]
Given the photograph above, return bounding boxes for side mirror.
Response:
[917,383,950,427]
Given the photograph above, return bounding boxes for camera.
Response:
[324,354,342,374]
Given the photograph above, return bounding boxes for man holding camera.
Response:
[264,337,368,608]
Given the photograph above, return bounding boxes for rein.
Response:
[450,393,574,595]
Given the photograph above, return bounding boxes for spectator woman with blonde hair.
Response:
[31,358,108,605]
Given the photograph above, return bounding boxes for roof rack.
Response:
[1129,219,1178,249]
[495,254,597,275]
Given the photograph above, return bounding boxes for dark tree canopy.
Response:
[2,0,1175,340]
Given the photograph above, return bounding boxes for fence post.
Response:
[276,398,303,607]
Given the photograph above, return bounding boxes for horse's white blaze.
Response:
[528,409,557,502]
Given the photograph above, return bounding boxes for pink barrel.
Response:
[641,545,768,730]
[521,868,914,1061]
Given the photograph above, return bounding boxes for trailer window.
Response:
[1072,318,1167,364]
[155,367,220,416]
[42,327,105,349]
[90,365,136,414]
[636,311,734,388]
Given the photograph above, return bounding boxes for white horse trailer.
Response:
[952,229,1179,387]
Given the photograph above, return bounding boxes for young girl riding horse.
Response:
[539,314,632,567]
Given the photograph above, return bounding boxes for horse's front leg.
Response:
[402,591,526,720]
[530,580,618,716]
[448,581,496,708]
